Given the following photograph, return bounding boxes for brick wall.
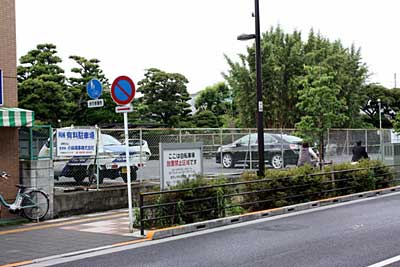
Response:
[0,0,19,218]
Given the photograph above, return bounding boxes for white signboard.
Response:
[56,128,97,156]
[390,129,400,143]
[88,99,104,108]
[160,143,203,190]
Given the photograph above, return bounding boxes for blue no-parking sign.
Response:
[111,76,135,105]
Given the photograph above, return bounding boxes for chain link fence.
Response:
[19,125,52,160]
[40,127,396,190]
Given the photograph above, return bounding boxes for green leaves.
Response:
[193,82,232,128]
[224,26,368,129]
[137,68,192,128]
[18,44,68,126]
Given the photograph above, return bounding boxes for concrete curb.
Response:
[146,185,400,240]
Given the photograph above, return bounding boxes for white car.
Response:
[126,139,152,161]
[39,133,148,184]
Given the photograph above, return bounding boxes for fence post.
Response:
[138,128,143,183]
[281,128,284,168]
[365,129,368,153]
[49,126,53,160]
[346,129,349,156]
[249,128,252,170]
[96,126,100,191]
[29,127,33,160]
[179,129,182,143]
[220,129,223,171]
[140,193,144,236]
[327,128,330,158]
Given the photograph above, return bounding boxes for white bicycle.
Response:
[0,171,49,221]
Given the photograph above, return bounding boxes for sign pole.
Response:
[111,75,136,233]
[124,111,133,232]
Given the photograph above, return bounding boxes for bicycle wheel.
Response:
[21,190,49,221]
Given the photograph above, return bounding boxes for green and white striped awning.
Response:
[0,107,34,127]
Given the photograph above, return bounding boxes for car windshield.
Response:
[129,139,144,146]
[281,135,302,143]
[101,134,121,146]
[236,134,258,145]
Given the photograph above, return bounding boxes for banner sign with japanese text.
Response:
[56,128,97,156]
[160,142,203,190]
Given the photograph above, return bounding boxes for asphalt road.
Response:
[48,192,400,267]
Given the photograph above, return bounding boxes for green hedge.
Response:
[143,160,395,229]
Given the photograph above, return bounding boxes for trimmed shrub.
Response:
[142,160,395,229]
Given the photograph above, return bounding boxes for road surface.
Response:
[37,192,400,267]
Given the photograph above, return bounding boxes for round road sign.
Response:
[111,76,136,105]
[86,79,103,99]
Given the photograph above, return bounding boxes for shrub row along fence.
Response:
[138,160,398,234]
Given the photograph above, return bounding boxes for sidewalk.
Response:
[0,209,145,266]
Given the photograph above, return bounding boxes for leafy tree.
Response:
[17,44,70,126]
[295,66,347,160]
[195,82,231,115]
[304,31,368,127]
[223,55,256,127]
[193,110,220,128]
[224,27,305,128]
[360,84,395,128]
[224,27,368,129]
[137,68,192,127]
[68,55,121,125]
[194,82,233,127]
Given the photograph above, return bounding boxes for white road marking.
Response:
[367,255,400,267]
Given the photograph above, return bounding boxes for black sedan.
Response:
[215,133,302,169]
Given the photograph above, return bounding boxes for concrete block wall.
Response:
[19,160,54,219]
[53,184,155,218]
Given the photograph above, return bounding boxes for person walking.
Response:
[297,142,319,167]
[351,141,369,162]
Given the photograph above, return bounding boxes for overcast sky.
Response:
[15,0,400,93]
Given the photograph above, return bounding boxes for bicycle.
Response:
[0,171,49,221]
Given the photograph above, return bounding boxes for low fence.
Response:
[21,127,398,189]
[19,125,52,160]
[138,164,399,235]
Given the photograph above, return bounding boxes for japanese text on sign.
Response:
[56,128,97,157]
[160,143,203,190]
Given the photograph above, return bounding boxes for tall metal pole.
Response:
[254,0,265,177]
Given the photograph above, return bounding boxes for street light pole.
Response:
[254,0,264,177]
[237,0,264,177]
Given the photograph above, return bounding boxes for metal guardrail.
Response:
[138,165,399,235]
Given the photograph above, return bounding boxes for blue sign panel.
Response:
[0,69,3,106]
[86,79,102,99]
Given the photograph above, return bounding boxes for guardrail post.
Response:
[140,193,144,236]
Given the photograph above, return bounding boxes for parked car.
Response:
[39,133,148,184]
[125,139,152,161]
[215,133,303,169]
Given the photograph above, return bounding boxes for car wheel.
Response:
[73,172,86,183]
[145,153,151,161]
[121,166,138,183]
[87,165,97,184]
[222,153,235,168]
[271,154,284,169]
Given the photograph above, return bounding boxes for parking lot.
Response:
[54,154,363,188]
